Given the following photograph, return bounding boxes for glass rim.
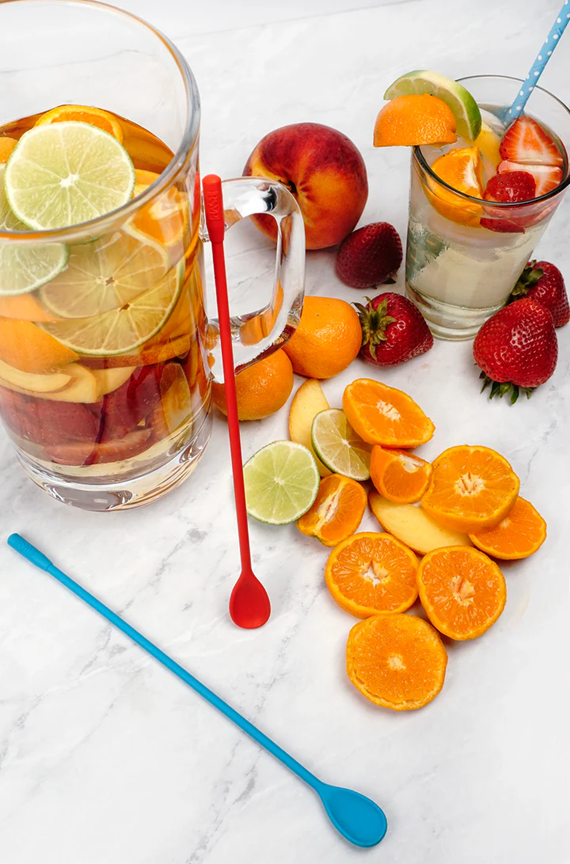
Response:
[414,74,570,209]
[0,0,200,244]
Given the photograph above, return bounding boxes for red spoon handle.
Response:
[203,174,253,576]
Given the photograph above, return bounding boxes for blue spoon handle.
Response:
[7,534,320,790]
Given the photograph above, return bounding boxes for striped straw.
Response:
[506,0,570,122]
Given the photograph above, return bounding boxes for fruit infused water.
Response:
[0,106,210,507]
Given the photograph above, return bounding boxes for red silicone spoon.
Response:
[202,174,271,629]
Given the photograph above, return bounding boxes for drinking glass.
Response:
[0,0,305,511]
[405,75,570,340]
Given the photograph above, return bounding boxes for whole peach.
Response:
[243,123,368,250]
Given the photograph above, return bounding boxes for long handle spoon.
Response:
[7,534,387,848]
[203,174,271,630]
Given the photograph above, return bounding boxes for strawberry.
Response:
[499,116,563,167]
[498,161,562,196]
[354,292,433,366]
[45,429,153,466]
[473,298,558,403]
[510,260,569,327]
[480,171,536,233]
[336,222,402,289]
[0,386,102,446]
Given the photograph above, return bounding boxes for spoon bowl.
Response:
[230,567,271,629]
[319,783,388,848]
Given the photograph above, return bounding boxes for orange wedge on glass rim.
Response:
[343,378,435,448]
[297,474,367,547]
[373,94,457,147]
[325,531,419,618]
[469,497,546,560]
[426,146,484,226]
[370,445,432,503]
[421,444,519,533]
[346,614,448,711]
[35,105,124,141]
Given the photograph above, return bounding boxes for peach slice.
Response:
[288,379,331,477]
[0,358,71,393]
[92,366,136,397]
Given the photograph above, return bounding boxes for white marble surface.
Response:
[1,1,570,862]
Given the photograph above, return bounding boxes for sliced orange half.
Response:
[370,445,432,503]
[373,95,457,147]
[35,105,123,142]
[426,146,484,226]
[469,497,546,560]
[343,378,435,448]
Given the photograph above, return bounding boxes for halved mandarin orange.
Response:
[343,378,435,448]
[35,105,124,141]
[417,546,506,641]
[0,319,78,373]
[421,445,520,533]
[346,614,447,711]
[297,474,366,547]
[0,137,17,164]
[469,497,546,560]
[128,183,189,249]
[370,445,432,504]
[373,95,457,147]
[325,531,418,618]
[426,146,484,226]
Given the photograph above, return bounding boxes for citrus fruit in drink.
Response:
[383,71,482,140]
[342,378,435,447]
[212,349,293,421]
[297,474,367,546]
[469,497,546,560]
[325,531,419,618]
[370,445,432,503]
[243,440,320,525]
[311,407,372,480]
[417,546,506,640]
[427,146,484,226]
[282,296,361,379]
[0,137,17,164]
[373,94,457,147]
[5,121,135,230]
[346,614,448,710]
[35,105,124,141]
[421,444,520,533]
[0,319,78,373]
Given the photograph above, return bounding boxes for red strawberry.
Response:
[336,222,402,289]
[354,292,433,366]
[0,386,102,446]
[498,161,562,196]
[101,364,170,441]
[510,260,569,327]
[473,298,558,403]
[499,116,563,167]
[44,429,153,466]
[480,171,536,233]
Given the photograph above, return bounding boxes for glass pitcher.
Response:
[0,0,305,511]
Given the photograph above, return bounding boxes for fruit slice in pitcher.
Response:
[35,105,124,142]
[150,364,192,439]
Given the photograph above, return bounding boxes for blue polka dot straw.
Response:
[506,0,570,122]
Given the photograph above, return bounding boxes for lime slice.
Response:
[243,440,320,525]
[40,230,169,318]
[0,165,68,295]
[311,408,372,481]
[39,259,184,356]
[4,121,135,230]
[384,70,482,141]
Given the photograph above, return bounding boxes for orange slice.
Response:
[0,294,60,322]
[128,183,189,249]
[370,445,432,503]
[35,105,123,142]
[325,531,418,618]
[0,319,78,373]
[426,146,484,226]
[417,546,506,640]
[421,445,520,533]
[0,137,17,164]
[297,474,367,547]
[469,497,546,560]
[373,94,457,147]
[343,378,435,447]
[346,614,447,710]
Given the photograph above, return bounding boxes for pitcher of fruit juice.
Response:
[0,0,304,511]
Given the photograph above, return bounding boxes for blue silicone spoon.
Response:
[7,534,387,848]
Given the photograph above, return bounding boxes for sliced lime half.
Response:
[384,70,482,141]
[4,121,135,230]
[311,408,372,481]
[243,440,320,525]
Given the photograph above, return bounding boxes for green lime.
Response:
[4,121,135,230]
[384,70,482,141]
[40,230,169,318]
[39,259,184,356]
[243,440,320,525]
[311,408,372,481]
[0,164,68,295]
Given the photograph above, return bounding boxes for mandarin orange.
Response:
[373,95,457,148]
[282,296,361,379]
[343,378,435,447]
[212,348,293,421]
[35,105,124,141]
[370,445,432,503]
[297,474,366,546]
[427,146,484,226]
[0,319,78,373]
[469,497,546,560]
[0,137,17,164]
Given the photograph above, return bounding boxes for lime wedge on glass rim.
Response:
[4,121,135,231]
[39,258,184,356]
[243,440,320,525]
[311,408,372,481]
[0,164,68,295]
[384,70,482,141]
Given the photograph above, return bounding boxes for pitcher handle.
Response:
[202,176,305,379]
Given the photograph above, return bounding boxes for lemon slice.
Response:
[0,164,68,295]
[243,440,320,525]
[4,121,135,230]
[39,259,184,356]
[40,230,169,318]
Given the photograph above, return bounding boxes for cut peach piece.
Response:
[289,379,331,477]
[37,364,100,403]
[92,366,137,397]
[151,364,192,439]
[0,358,71,393]
[369,491,471,555]
[0,319,78,373]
